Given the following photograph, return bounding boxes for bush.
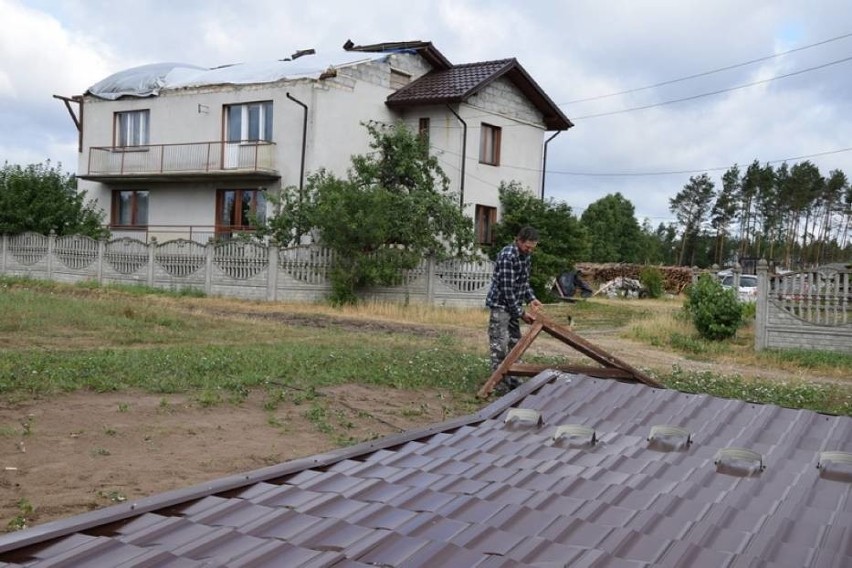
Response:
[639,266,664,298]
[683,274,743,340]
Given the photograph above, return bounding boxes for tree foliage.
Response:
[669,173,716,266]
[490,181,589,300]
[0,161,106,237]
[580,192,643,262]
[683,274,744,340]
[260,121,474,304]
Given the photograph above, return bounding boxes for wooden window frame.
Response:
[111,190,149,227]
[475,204,497,245]
[215,189,267,236]
[479,123,501,166]
[113,110,150,148]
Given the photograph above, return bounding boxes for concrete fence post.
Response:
[267,244,279,302]
[755,259,769,351]
[47,230,56,280]
[426,256,436,304]
[204,241,214,295]
[147,237,157,287]
[97,237,106,284]
[1,234,7,274]
[733,261,742,289]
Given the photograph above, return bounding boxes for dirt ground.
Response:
[0,307,845,531]
[0,384,459,530]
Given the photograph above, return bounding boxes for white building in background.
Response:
[59,40,572,245]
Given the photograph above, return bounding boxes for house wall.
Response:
[391,77,547,221]
[77,53,552,235]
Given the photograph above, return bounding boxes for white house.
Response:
[62,40,572,245]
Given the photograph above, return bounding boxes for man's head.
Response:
[515,226,539,255]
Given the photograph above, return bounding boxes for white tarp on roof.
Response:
[86,51,384,100]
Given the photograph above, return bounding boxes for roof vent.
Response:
[552,424,596,446]
[647,425,692,451]
[504,408,543,427]
[714,447,765,476]
[817,451,852,481]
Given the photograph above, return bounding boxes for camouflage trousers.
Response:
[488,308,522,391]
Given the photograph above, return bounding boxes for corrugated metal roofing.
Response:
[0,372,849,567]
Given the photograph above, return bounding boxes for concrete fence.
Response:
[755,259,852,353]
[0,232,493,308]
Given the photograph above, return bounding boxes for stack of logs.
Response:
[575,263,695,294]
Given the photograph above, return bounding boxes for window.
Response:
[390,69,411,90]
[225,102,273,143]
[216,189,267,235]
[112,190,149,226]
[479,123,501,165]
[114,110,149,147]
[475,204,497,245]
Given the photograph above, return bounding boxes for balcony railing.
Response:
[86,141,277,177]
[109,225,263,244]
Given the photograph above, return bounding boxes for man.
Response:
[485,226,543,394]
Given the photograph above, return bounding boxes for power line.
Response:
[571,54,852,120]
[562,31,852,105]
[430,141,852,178]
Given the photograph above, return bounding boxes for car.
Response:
[721,274,757,301]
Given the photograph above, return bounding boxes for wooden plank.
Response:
[477,311,663,398]
[477,320,544,398]
[508,363,635,379]
[536,314,662,388]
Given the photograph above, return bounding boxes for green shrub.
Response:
[639,266,664,298]
[683,274,743,340]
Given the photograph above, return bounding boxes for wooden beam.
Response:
[477,312,662,398]
[476,320,543,398]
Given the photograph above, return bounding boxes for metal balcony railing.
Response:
[86,141,277,176]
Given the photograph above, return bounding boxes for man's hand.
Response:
[521,311,536,324]
[529,299,543,313]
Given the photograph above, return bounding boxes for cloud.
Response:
[2,0,851,224]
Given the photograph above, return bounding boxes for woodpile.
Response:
[575,263,695,294]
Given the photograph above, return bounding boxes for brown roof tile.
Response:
[0,372,849,567]
[387,59,573,131]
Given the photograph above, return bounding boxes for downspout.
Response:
[541,131,561,200]
[285,92,308,192]
[286,92,308,241]
[446,105,467,211]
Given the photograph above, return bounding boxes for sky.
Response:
[2,0,852,225]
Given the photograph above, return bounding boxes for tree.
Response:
[710,165,740,265]
[0,161,106,237]
[490,181,589,300]
[580,193,642,263]
[669,173,715,266]
[260,121,474,304]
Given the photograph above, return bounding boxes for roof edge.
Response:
[0,371,560,554]
[343,39,453,69]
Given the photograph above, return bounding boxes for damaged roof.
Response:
[0,372,849,567]
[387,58,574,131]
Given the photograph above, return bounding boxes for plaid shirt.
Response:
[485,242,536,318]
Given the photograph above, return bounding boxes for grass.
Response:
[0,278,850,415]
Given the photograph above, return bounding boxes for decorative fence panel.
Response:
[0,233,492,308]
[756,261,852,353]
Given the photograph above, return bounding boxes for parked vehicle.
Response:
[721,274,757,302]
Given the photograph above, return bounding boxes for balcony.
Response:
[81,141,280,183]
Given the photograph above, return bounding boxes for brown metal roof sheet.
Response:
[0,372,849,567]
